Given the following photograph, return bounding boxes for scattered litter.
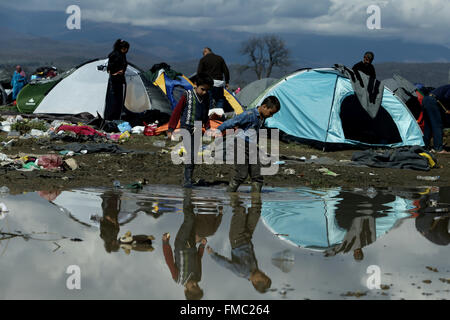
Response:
[0,186,10,195]
[153,140,166,148]
[0,203,9,220]
[283,168,296,175]
[417,176,440,181]
[59,150,76,156]
[37,155,63,170]
[0,153,12,162]
[7,131,20,138]
[131,126,145,135]
[117,121,132,133]
[274,161,286,165]
[119,131,131,141]
[144,122,158,136]
[316,167,340,177]
[63,158,78,171]
[310,155,318,160]
[1,140,14,148]
[30,129,45,137]
[113,180,121,188]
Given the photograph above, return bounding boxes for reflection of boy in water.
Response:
[99,190,122,253]
[162,189,207,300]
[207,193,271,294]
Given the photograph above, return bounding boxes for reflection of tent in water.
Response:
[261,188,414,252]
[52,189,147,227]
[51,187,222,226]
[52,189,171,228]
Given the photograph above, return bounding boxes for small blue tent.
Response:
[249,68,424,148]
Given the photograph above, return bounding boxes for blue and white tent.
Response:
[249,68,424,148]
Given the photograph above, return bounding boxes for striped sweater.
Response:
[168,89,210,132]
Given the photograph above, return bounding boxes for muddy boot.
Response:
[250,182,263,193]
[227,180,241,192]
[183,165,194,188]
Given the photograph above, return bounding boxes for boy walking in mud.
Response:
[215,96,281,192]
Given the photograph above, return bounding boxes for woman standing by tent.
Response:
[105,39,130,120]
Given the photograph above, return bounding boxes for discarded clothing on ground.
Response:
[351,146,436,171]
[52,142,152,154]
[57,125,106,137]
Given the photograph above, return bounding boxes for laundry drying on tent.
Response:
[143,63,195,111]
[248,67,425,149]
[15,58,171,121]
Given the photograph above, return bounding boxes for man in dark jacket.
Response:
[353,51,376,78]
[197,47,230,110]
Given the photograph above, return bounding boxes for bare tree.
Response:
[240,34,290,79]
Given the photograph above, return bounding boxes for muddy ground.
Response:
[1,129,449,195]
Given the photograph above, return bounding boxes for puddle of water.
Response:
[0,185,449,300]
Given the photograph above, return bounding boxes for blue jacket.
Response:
[217,108,265,143]
[210,243,258,279]
[11,71,27,100]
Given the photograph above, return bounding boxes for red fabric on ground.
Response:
[57,125,106,136]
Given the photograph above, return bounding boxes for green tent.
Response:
[16,80,60,113]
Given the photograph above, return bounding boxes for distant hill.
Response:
[375,63,450,88]
[171,60,450,89]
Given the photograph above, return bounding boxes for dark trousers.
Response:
[209,86,225,110]
[423,95,444,151]
[175,190,196,249]
[105,78,126,121]
[233,139,263,185]
[183,130,201,184]
[229,194,262,249]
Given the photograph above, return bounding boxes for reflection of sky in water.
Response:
[0,186,449,300]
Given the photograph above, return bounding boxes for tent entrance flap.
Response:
[340,94,402,145]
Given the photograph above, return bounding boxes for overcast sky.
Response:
[3,0,450,48]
